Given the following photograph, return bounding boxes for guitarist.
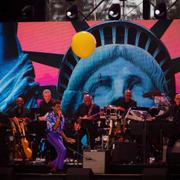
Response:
[9,97,32,159]
[74,94,100,150]
[9,97,31,135]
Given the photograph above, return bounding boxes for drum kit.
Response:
[95,90,171,150]
[95,105,126,150]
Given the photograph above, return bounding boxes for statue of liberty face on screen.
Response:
[61,44,168,115]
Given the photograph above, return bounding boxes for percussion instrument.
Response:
[127,109,153,122]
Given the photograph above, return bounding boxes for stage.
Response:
[1,160,180,180]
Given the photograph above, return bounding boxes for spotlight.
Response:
[66,5,78,20]
[154,2,167,19]
[21,5,35,21]
[108,3,121,20]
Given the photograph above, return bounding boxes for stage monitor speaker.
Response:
[0,167,14,180]
[167,144,180,164]
[67,168,94,180]
[143,168,167,180]
[0,114,10,165]
[83,150,110,174]
[112,142,137,163]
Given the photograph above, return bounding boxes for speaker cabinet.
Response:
[167,145,180,164]
[143,168,167,180]
[112,142,137,163]
[67,168,94,180]
[0,167,14,180]
[83,150,110,174]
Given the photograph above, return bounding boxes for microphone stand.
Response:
[123,107,131,132]
[67,146,96,166]
[142,112,148,164]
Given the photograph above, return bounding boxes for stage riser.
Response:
[13,174,180,180]
[15,175,142,180]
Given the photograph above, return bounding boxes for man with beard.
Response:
[74,94,100,150]
[168,94,180,147]
[9,97,32,159]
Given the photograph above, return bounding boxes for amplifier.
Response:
[167,141,180,164]
[83,150,110,174]
[112,142,137,163]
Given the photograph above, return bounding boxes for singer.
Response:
[46,100,75,172]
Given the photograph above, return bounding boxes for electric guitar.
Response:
[74,112,101,131]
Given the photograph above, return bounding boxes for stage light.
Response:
[66,5,78,20]
[154,2,167,19]
[155,9,160,15]
[108,0,121,20]
[21,5,35,21]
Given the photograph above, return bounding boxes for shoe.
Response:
[48,162,54,169]
[64,158,70,163]
[70,158,74,163]
[50,167,57,173]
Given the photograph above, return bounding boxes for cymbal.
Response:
[143,90,161,98]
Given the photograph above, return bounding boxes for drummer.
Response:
[110,89,137,140]
[112,89,137,114]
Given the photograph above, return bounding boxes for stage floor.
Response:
[1,160,180,180]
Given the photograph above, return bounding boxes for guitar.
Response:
[74,112,101,131]
[10,117,32,160]
[38,112,49,121]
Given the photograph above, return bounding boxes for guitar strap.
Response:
[88,104,94,116]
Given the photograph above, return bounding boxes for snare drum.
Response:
[101,135,110,149]
[106,105,119,120]
[102,135,109,143]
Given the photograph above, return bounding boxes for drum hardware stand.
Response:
[141,112,150,164]
[66,147,82,167]
[123,107,132,132]
[125,108,149,164]
[162,136,168,163]
[101,134,109,150]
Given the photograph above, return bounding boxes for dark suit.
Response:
[74,103,100,149]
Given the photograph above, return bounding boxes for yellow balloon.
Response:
[71,31,96,58]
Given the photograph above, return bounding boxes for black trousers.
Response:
[81,121,97,149]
